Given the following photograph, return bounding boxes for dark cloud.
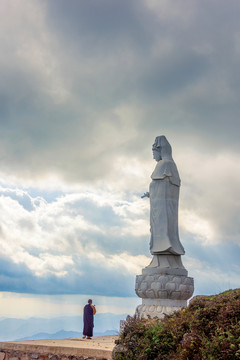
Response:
[138,50,209,98]
[1,0,240,183]
[46,0,154,54]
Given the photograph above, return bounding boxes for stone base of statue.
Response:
[135,255,194,319]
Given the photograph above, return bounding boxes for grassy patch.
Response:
[113,288,240,360]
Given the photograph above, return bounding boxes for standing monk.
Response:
[82,299,96,339]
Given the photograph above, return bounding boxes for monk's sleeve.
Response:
[91,305,96,315]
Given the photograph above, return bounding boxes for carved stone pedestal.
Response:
[135,255,194,319]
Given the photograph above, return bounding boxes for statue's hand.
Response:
[141,192,149,198]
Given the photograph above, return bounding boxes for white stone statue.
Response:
[135,136,194,319]
[142,135,185,256]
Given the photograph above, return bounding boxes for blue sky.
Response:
[0,0,240,318]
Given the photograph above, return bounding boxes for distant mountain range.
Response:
[16,329,118,341]
[0,313,126,341]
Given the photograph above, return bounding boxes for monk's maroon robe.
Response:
[83,304,94,337]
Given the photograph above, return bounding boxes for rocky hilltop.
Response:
[113,288,240,360]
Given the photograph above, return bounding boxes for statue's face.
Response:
[153,149,161,161]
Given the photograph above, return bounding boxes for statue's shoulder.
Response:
[151,159,180,186]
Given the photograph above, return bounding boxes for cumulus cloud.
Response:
[178,150,240,244]
[0,176,239,298]
[0,182,152,295]
[184,252,240,296]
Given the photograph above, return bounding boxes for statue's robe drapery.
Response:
[149,158,185,255]
[83,304,94,337]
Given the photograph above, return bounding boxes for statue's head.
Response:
[152,136,172,161]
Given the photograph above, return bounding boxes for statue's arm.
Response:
[141,192,149,198]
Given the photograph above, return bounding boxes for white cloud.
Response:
[178,150,240,244]
[86,251,150,275]
[0,182,150,288]
[184,255,240,296]
[180,210,215,245]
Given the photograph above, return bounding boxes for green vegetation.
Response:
[113,289,240,360]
